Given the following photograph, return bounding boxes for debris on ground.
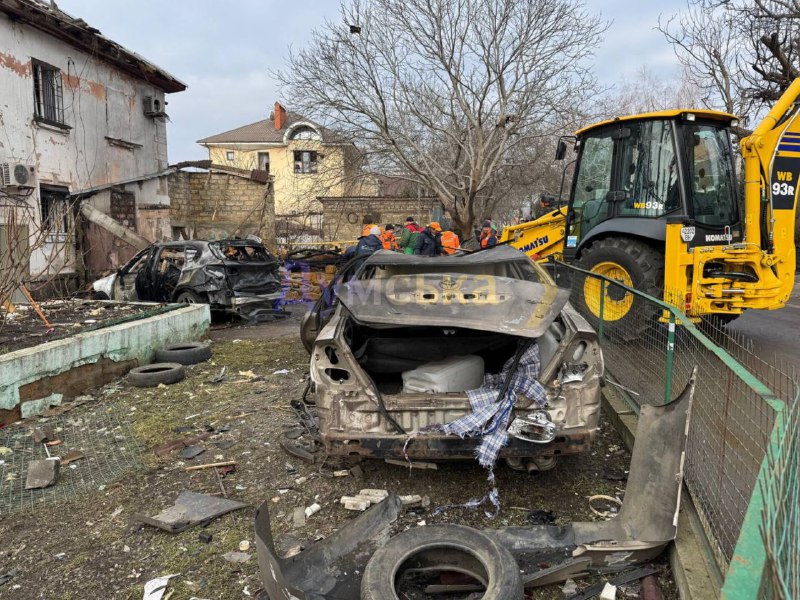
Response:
[60,450,85,466]
[32,425,55,443]
[562,578,578,596]
[221,551,251,563]
[600,582,618,599]
[0,569,18,587]
[179,445,206,460]
[25,457,60,489]
[137,490,247,533]
[142,573,179,600]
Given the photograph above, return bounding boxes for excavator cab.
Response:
[565,111,741,258]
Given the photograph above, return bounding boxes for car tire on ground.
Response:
[128,363,185,388]
[154,342,212,365]
[360,524,523,600]
[175,289,204,304]
[575,237,663,337]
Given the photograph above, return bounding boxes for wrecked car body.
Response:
[255,370,696,599]
[92,239,282,318]
[306,246,604,469]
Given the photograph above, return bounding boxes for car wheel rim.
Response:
[583,261,634,321]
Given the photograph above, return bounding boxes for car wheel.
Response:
[176,290,203,304]
[128,363,185,388]
[575,237,663,337]
[361,524,523,600]
[154,342,212,365]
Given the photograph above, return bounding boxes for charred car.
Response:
[303,246,604,471]
[92,239,282,318]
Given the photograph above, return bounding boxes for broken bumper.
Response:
[254,371,695,598]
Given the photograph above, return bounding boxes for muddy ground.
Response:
[0,300,160,355]
[0,311,678,599]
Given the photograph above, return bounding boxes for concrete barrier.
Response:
[0,303,210,422]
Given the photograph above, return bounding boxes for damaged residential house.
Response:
[0,0,186,299]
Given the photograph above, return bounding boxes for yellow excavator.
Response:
[500,79,800,325]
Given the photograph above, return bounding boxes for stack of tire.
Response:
[128,342,212,388]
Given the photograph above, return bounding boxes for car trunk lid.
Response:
[339,273,569,338]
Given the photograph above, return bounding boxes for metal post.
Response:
[665,313,675,404]
[598,278,605,343]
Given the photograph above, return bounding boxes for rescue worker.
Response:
[479,220,498,248]
[345,225,383,258]
[362,223,381,237]
[440,227,460,255]
[399,216,422,255]
[414,222,443,256]
[381,224,399,251]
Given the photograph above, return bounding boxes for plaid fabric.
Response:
[409,342,547,517]
[439,343,547,469]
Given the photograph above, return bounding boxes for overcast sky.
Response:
[59,0,687,163]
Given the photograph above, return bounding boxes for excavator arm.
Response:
[498,206,567,261]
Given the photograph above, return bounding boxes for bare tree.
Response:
[658,2,750,115]
[660,0,800,121]
[277,0,607,235]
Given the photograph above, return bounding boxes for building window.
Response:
[257,152,270,172]
[294,151,318,174]
[288,125,321,141]
[32,60,66,127]
[40,186,70,234]
[226,151,235,161]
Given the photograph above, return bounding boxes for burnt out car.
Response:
[92,239,282,317]
[306,246,604,471]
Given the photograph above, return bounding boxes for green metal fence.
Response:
[551,259,795,599]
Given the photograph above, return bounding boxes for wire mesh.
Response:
[553,261,790,581]
[0,398,142,515]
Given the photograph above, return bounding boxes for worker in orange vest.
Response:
[441,227,460,254]
[381,224,399,251]
[479,220,497,248]
[362,223,382,237]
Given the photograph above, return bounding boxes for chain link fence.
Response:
[551,259,795,599]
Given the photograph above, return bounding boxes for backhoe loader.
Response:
[500,79,800,326]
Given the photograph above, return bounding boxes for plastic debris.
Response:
[341,497,370,511]
[600,582,618,599]
[143,574,179,600]
[304,503,321,518]
[136,491,247,533]
[239,540,251,552]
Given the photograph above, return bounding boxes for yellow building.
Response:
[198,103,377,218]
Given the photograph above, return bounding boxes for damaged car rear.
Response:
[308,246,604,471]
[92,239,282,319]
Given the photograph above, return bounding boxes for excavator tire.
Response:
[574,237,664,338]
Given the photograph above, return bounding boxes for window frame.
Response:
[32,59,68,129]
[39,185,71,238]
[226,151,235,162]
[294,150,318,174]
[257,152,270,171]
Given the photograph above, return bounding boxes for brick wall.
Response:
[169,171,276,250]
[321,197,440,241]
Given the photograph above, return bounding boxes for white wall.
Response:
[0,11,172,277]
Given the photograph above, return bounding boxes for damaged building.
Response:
[0,0,186,298]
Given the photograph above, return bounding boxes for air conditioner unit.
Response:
[0,162,37,189]
[143,96,166,117]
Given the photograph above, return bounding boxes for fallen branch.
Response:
[185,461,237,472]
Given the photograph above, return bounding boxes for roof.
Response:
[575,109,738,136]
[0,0,186,93]
[197,112,349,145]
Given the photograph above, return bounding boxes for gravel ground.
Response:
[0,316,678,599]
